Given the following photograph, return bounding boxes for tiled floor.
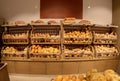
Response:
[9,74,57,81]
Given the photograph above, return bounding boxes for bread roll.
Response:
[104,69,115,75]
[55,75,63,81]
[90,73,106,81]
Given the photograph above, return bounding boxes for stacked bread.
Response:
[64,30,91,38]
[64,47,92,54]
[64,46,93,58]
[31,33,60,43]
[86,69,120,81]
[30,45,60,54]
[32,33,50,38]
[55,75,84,81]
[54,69,120,81]
[2,46,27,54]
[94,32,117,39]
[64,30,91,43]
[108,32,117,39]
[3,33,27,39]
[2,46,17,54]
[95,45,118,56]
[32,33,59,38]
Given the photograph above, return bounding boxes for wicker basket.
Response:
[29,45,61,60]
[63,29,92,44]
[62,45,94,60]
[94,45,120,59]
[93,31,117,44]
[31,29,61,44]
[2,30,29,44]
[1,46,28,60]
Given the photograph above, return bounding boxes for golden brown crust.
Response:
[64,17,76,23]
[79,20,91,25]
[48,20,57,24]
[104,69,115,75]
[15,20,25,25]
[8,21,15,25]
[34,20,44,24]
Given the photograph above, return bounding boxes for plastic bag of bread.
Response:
[79,20,91,25]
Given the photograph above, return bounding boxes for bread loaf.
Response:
[15,20,25,25]
[79,20,91,25]
[64,17,76,23]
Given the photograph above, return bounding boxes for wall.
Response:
[0,0,112,25]
[112,0,120,74]
[3,60,119,74]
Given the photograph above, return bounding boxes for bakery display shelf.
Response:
[63,23,92,27]
[2,31,29,44]
[1,24,31,30]
[92,24,118,28]
[31,23,61,26]
[1,45,28,60]
[31,24,61,29]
